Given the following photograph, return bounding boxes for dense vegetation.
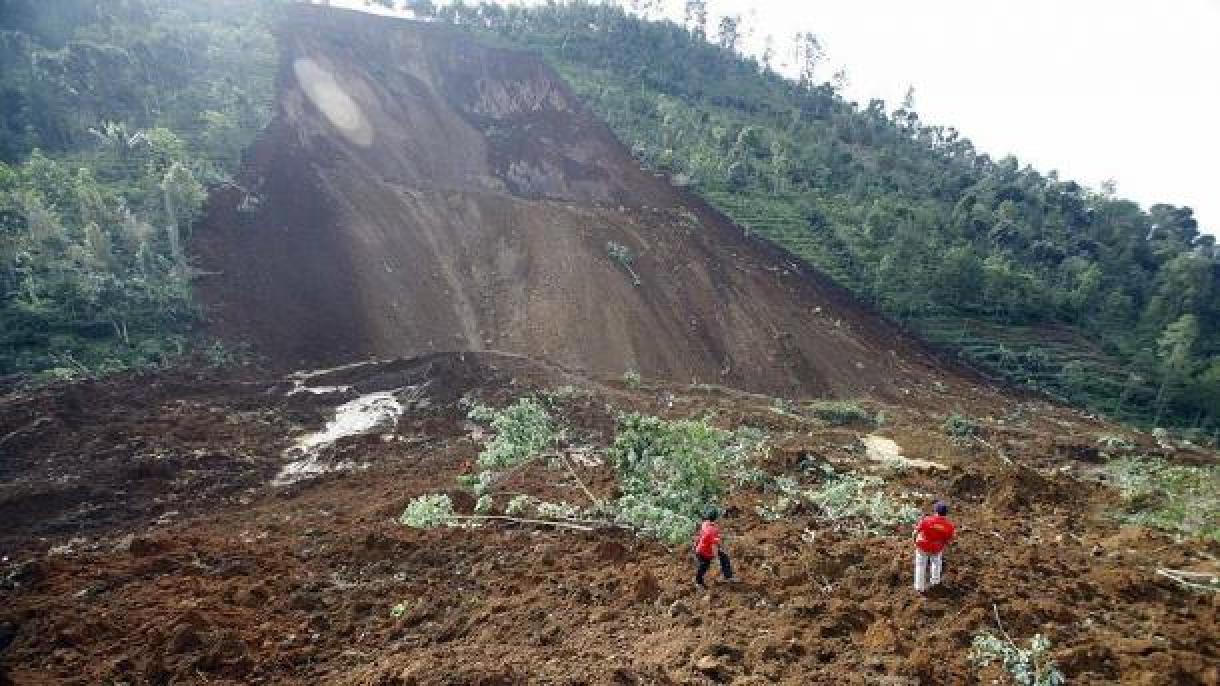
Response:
[0,0,277,378]
[421,1,1218,432]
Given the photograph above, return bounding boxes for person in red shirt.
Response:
[693,507,736,589]
[913,501,956,593]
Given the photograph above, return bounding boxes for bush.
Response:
[970,631,1065,686]
[808,400,875,426]
[1096,433,1135,452]
[606,241,641,286]
[1105,457,1220,541]
[622,369,642,389]
[943,412,980,441]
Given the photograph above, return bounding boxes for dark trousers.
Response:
[695,550,733,586]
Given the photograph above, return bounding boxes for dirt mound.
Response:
[192,5,955,398]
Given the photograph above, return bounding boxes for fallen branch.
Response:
[449,514,596,532]
[0,416,53,449]
[557,451,604,508]
[974,436,1012,464]
[1157,568,1220,593]
[992,603,1017,648]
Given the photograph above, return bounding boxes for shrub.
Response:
[606,241,641,285]
[1105,457,1220,541]
[943,412,980,441]
[970,631,1065,686]
[1096,434,1134,452]
[622,369,642,389]
[809,400,875,426]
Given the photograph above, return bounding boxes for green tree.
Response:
[1155,314,1199,424]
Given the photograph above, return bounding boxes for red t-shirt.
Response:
[694,520,721,559]
[915,515,956,554]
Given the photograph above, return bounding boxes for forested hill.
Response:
[425,1,1218,432]
[0,0,277,375]
[0,1,1216,433]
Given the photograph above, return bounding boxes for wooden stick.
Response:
[558,451,604,507]
[992,603,1017,648]
[1157,568,1220,593]
[451,514,595,531]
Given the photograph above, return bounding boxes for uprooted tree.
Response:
[400,396,765,544]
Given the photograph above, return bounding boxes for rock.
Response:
[5,559,46,587]
[288,590,323,611]
[699,641,743,664]
[167,624,201,654]
[142,651,169,685]
[179,610,209,630]
[232,584,269,608]
[632,572,661,603]
[594,541,628,562]
[667,600,691,618]
[693,655,725,678]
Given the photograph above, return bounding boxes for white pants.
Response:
[914,549,943,592]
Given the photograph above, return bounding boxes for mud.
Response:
[1,353,1216,685]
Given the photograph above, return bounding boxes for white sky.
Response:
[324,0,1220,235]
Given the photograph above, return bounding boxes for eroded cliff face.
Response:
[193,6,948,397]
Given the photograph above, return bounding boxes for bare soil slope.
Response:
[193,6,948,398]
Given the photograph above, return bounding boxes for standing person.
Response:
[694,507,736,589]
[913,501,956,593]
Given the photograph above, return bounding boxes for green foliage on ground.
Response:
[803,469,920,536]
[404,395,768,545]
[0,0,278,377]
[943,412,980,441]
[434,1,1218,430]
[808,400,875,426]
[466,397,561,470]
[970,631,1066,686]
[755,466,919,536]
[1105,457,1220,542]
[610,413,765,543]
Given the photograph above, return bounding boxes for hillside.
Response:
[435,2,1219,432]
[191,7,951,399]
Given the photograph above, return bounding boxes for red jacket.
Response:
[915,515,956,554]
[694,520,721,559]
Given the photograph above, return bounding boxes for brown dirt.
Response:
[191,5,960,399]
[1,353,1217,685]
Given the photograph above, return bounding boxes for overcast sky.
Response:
[330,0,1219,235]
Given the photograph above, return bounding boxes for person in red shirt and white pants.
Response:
[693,507,736,589]
[913,501,956,593]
